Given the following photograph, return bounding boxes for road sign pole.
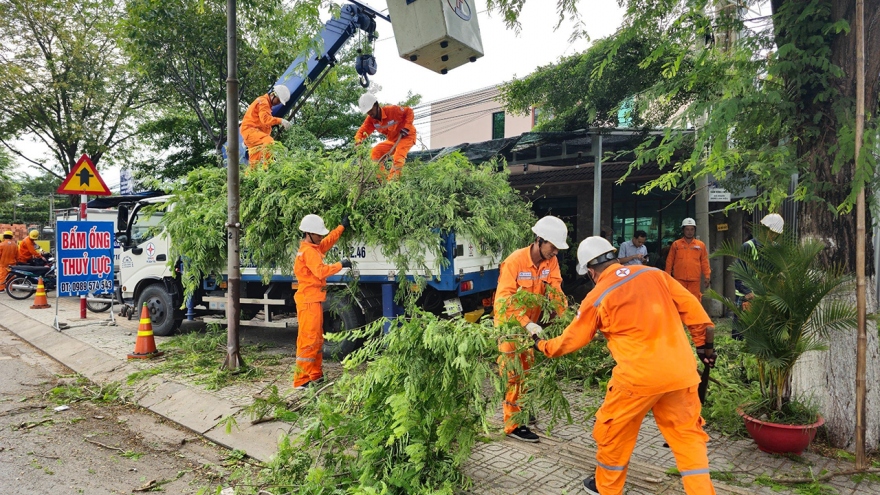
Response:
[80,194,87,319]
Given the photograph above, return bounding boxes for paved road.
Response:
[0,326,242,495]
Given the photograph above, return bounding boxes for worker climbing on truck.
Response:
[293,213,352,390]
[355,92,416,180]
[241,85,292,169]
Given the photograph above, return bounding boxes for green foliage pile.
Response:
[163,147,535,295]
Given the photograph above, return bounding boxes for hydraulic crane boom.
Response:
[228,1,388,164]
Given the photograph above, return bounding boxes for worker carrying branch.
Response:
[241,85,292,169]
[532,236,716,495]
[355,93,416,180]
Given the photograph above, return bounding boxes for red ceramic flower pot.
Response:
[738,408,825,455]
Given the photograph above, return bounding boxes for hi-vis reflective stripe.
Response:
[597,461,627,471]
[140,318,151,324]
[137,331,153,337]
[680,468,711,477]
[297,357,316,362]
[593,268,659,307]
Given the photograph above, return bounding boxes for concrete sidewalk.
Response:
[0,294,875,494]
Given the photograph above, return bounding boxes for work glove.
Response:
[525,322,543,337]
[340,258,352,269]
[531,333,543,351]
[341,215,350,229]
[400,128,410,137]
[696,344,716,368]
[279,119,292,130]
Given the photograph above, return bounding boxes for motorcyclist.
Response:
[17,230,48,266]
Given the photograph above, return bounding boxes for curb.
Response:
[0,303,286,463]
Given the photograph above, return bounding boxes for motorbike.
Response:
[5,258,56,300]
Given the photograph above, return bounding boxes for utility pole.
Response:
[854,0,867,470]
[222,0,243,371]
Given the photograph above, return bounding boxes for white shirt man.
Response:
[618,231,648,266]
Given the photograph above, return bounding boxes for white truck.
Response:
[114,196,501,358]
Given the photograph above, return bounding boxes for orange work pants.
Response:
[242,128,275,170]
[592,380,715,495]
[498,341,533,434]
[0,266,8,291]
[293,302,324,387]
[676,279,703,301]
[371,132,416,180]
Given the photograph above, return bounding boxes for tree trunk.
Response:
[780,0,880,451]
[792,285,880,451]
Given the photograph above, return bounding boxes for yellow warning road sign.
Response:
[57,154,112,196]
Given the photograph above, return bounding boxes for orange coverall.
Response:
[17,238,43,264]
[664,238,710,300]
[0,239,18,290]
[241,94,282,168]
[292,225,344,387]
[494,246,567,434]
[355,105,416,180]
[537,263,714,495]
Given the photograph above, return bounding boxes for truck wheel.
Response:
[321,292,366,361]
[138,284,180,336]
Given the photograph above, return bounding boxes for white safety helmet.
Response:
[272,85,291,105]
[358,92,378,113]
[576,237,618,275]
[760,213,784,234]
[531,216,569,250]
[299,214,329,235]
[681,217,697,228]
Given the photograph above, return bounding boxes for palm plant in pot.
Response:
[708,228,858,455]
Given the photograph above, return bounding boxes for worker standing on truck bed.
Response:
[241,85,292,169]
[532,236,716,495]
[355,93,416,180]
[494,216,569,443]
[293,214,352,390]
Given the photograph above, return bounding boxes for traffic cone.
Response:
[30,277,51,309]
[127,303,163,360]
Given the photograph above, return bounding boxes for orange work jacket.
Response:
[241,95,281,136]
[293,226,344,304]
[494,246,567,327]
[355,105,416,143]
[17,238,42,264]
[0,239,17,267]
[665,238,710,282]
[538,264,711,396]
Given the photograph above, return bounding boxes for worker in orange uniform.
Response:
[532,236,716,495]
[0,231,18,290]
[293,214,352,390]
[495,216,569,442]
[17,230,46,265]
[355,93,416,180]
[665,218,710,300]
[241,85,292,169]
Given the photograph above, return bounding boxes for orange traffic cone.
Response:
[30,277,51,309]
[127,303,163,360]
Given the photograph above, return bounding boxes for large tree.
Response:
[498,0,880,450]
[0,0,154,178]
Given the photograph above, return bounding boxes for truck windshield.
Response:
[130,208,164,247]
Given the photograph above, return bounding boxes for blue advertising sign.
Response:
[56,221,115,297]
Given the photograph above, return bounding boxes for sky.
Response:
[11,0,626,190]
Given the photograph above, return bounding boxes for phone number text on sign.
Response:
[59,279,114,294]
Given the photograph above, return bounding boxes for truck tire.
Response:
[321,292,366,361]
[138,284,180,336]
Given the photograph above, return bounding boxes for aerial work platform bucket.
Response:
[386,0,484,74]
